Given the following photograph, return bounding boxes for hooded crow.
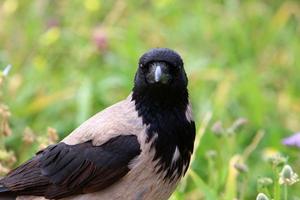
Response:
[0,48,196,200]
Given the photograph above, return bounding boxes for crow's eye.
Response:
[139,64,149,73]
[139,64,145,70]
[169,65,180,75]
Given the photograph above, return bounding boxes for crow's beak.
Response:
[154,65,162,82]
[147,62,170,84]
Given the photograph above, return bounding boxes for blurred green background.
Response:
[0,0,300,199]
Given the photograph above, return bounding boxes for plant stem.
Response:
[273,166,281,200]
[284,184,288,200]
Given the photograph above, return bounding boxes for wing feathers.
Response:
[0,135,141,199]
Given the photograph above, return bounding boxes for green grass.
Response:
[1,0,300,199]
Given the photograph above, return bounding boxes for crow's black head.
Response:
[134,48,187,93]
[132,48,195,181]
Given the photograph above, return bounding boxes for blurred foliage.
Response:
[0,0,300,199]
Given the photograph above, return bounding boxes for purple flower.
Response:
[282,132,300,148]
[92,27,108,53]
[46,18,60,29]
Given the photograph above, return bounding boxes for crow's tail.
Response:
[0,184,16,200]
[0,184,9,192]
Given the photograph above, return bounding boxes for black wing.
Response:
[0,135,141,199]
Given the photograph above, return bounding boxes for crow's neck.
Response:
[132,85,188,112]
[132,85,195,181]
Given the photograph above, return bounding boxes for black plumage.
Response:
[132,48,195,180]
[0,135,140,199]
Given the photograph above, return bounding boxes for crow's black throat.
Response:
[132,85,195,181]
